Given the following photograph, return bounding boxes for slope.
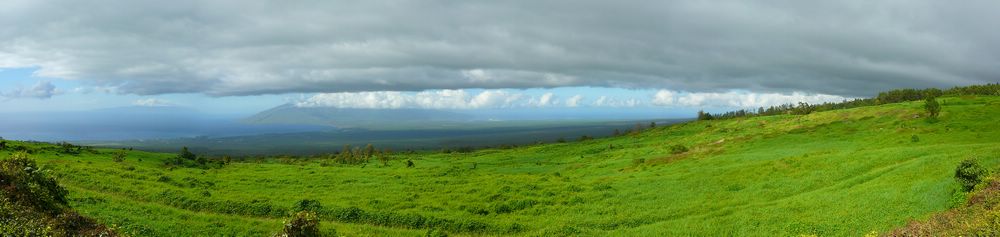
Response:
[1,95,997,236]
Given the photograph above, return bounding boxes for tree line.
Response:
[331,144,394,166]
[697,83,998,121]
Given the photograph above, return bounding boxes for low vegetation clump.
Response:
[0,152,116,236]
[275,211,324,237]
[669,144,688,154]
[955,159,989,191]
[889,169,1000,236]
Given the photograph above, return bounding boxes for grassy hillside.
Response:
[2,95,998,236]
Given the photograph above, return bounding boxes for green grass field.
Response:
[4,95,999,236]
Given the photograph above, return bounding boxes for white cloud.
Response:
[295,89,529,109]
[565,95,583,107]
[592,96,641,107]
[133,98,173,107]
[532,93,557,107]
[651,90,849,108]
[2,81,58,99]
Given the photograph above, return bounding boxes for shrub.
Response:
[178,146,197,160]
[632,158,645,166]
[955,159,988,191]
[0,151,116,236]
[911,135,920,143]
[293,199,323,213]
[425,228,449,237]
[0,151,68,214]
[112,150,127,162]
[276,211,323,237]
[669,144,689,154]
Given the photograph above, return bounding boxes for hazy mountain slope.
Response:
[3,95,998,236]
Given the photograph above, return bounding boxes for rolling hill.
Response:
[2,94,999,236]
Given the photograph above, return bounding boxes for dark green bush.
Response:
[669,144,689,154]
[112,150,127,162]
[0,152,116,236]
[276,211,322,237]
[293,199,323,213]
[632,158,645,166]
[955,159,988,191]
[0,152,68,214]
[425,228,448,237]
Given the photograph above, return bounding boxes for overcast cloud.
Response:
[1,0,998,97]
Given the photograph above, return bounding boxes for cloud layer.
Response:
[295,89,847,110]
[652,90,848,108]
[295,90,530,109]
[2,1,999,96]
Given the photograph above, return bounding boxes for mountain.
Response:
[243,103,475,128]
[0,106,325,141]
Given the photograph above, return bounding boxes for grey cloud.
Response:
[1,0,998,97]
[2,81,57,99]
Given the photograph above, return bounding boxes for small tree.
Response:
[178,147,196,160]
[377,148,392,167]
[955,159,988,191]
[924,97,941,118]
[649,122,656,128]
[363,144,375,161]
[697,110,714,120]
[112,149,127,162]
[337,145,352,163]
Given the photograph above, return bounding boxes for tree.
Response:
[352,147,362,163]
[378,148,392,167]
[697,110,714,121]
[337,145,352,164]
[955,159,988,191]
[649,122,656,128]
[612,129,621,136]
[0,140,6,150]
[112,149,127,162]
[178,147,196,160]
[363,144,375,161]
[406,160,415,168]
[924,96,941,118]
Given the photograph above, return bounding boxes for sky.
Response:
[2,1,999,116]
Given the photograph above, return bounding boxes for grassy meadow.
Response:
[3,95,999,236]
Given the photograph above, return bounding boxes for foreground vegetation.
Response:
[1,93,999,236]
